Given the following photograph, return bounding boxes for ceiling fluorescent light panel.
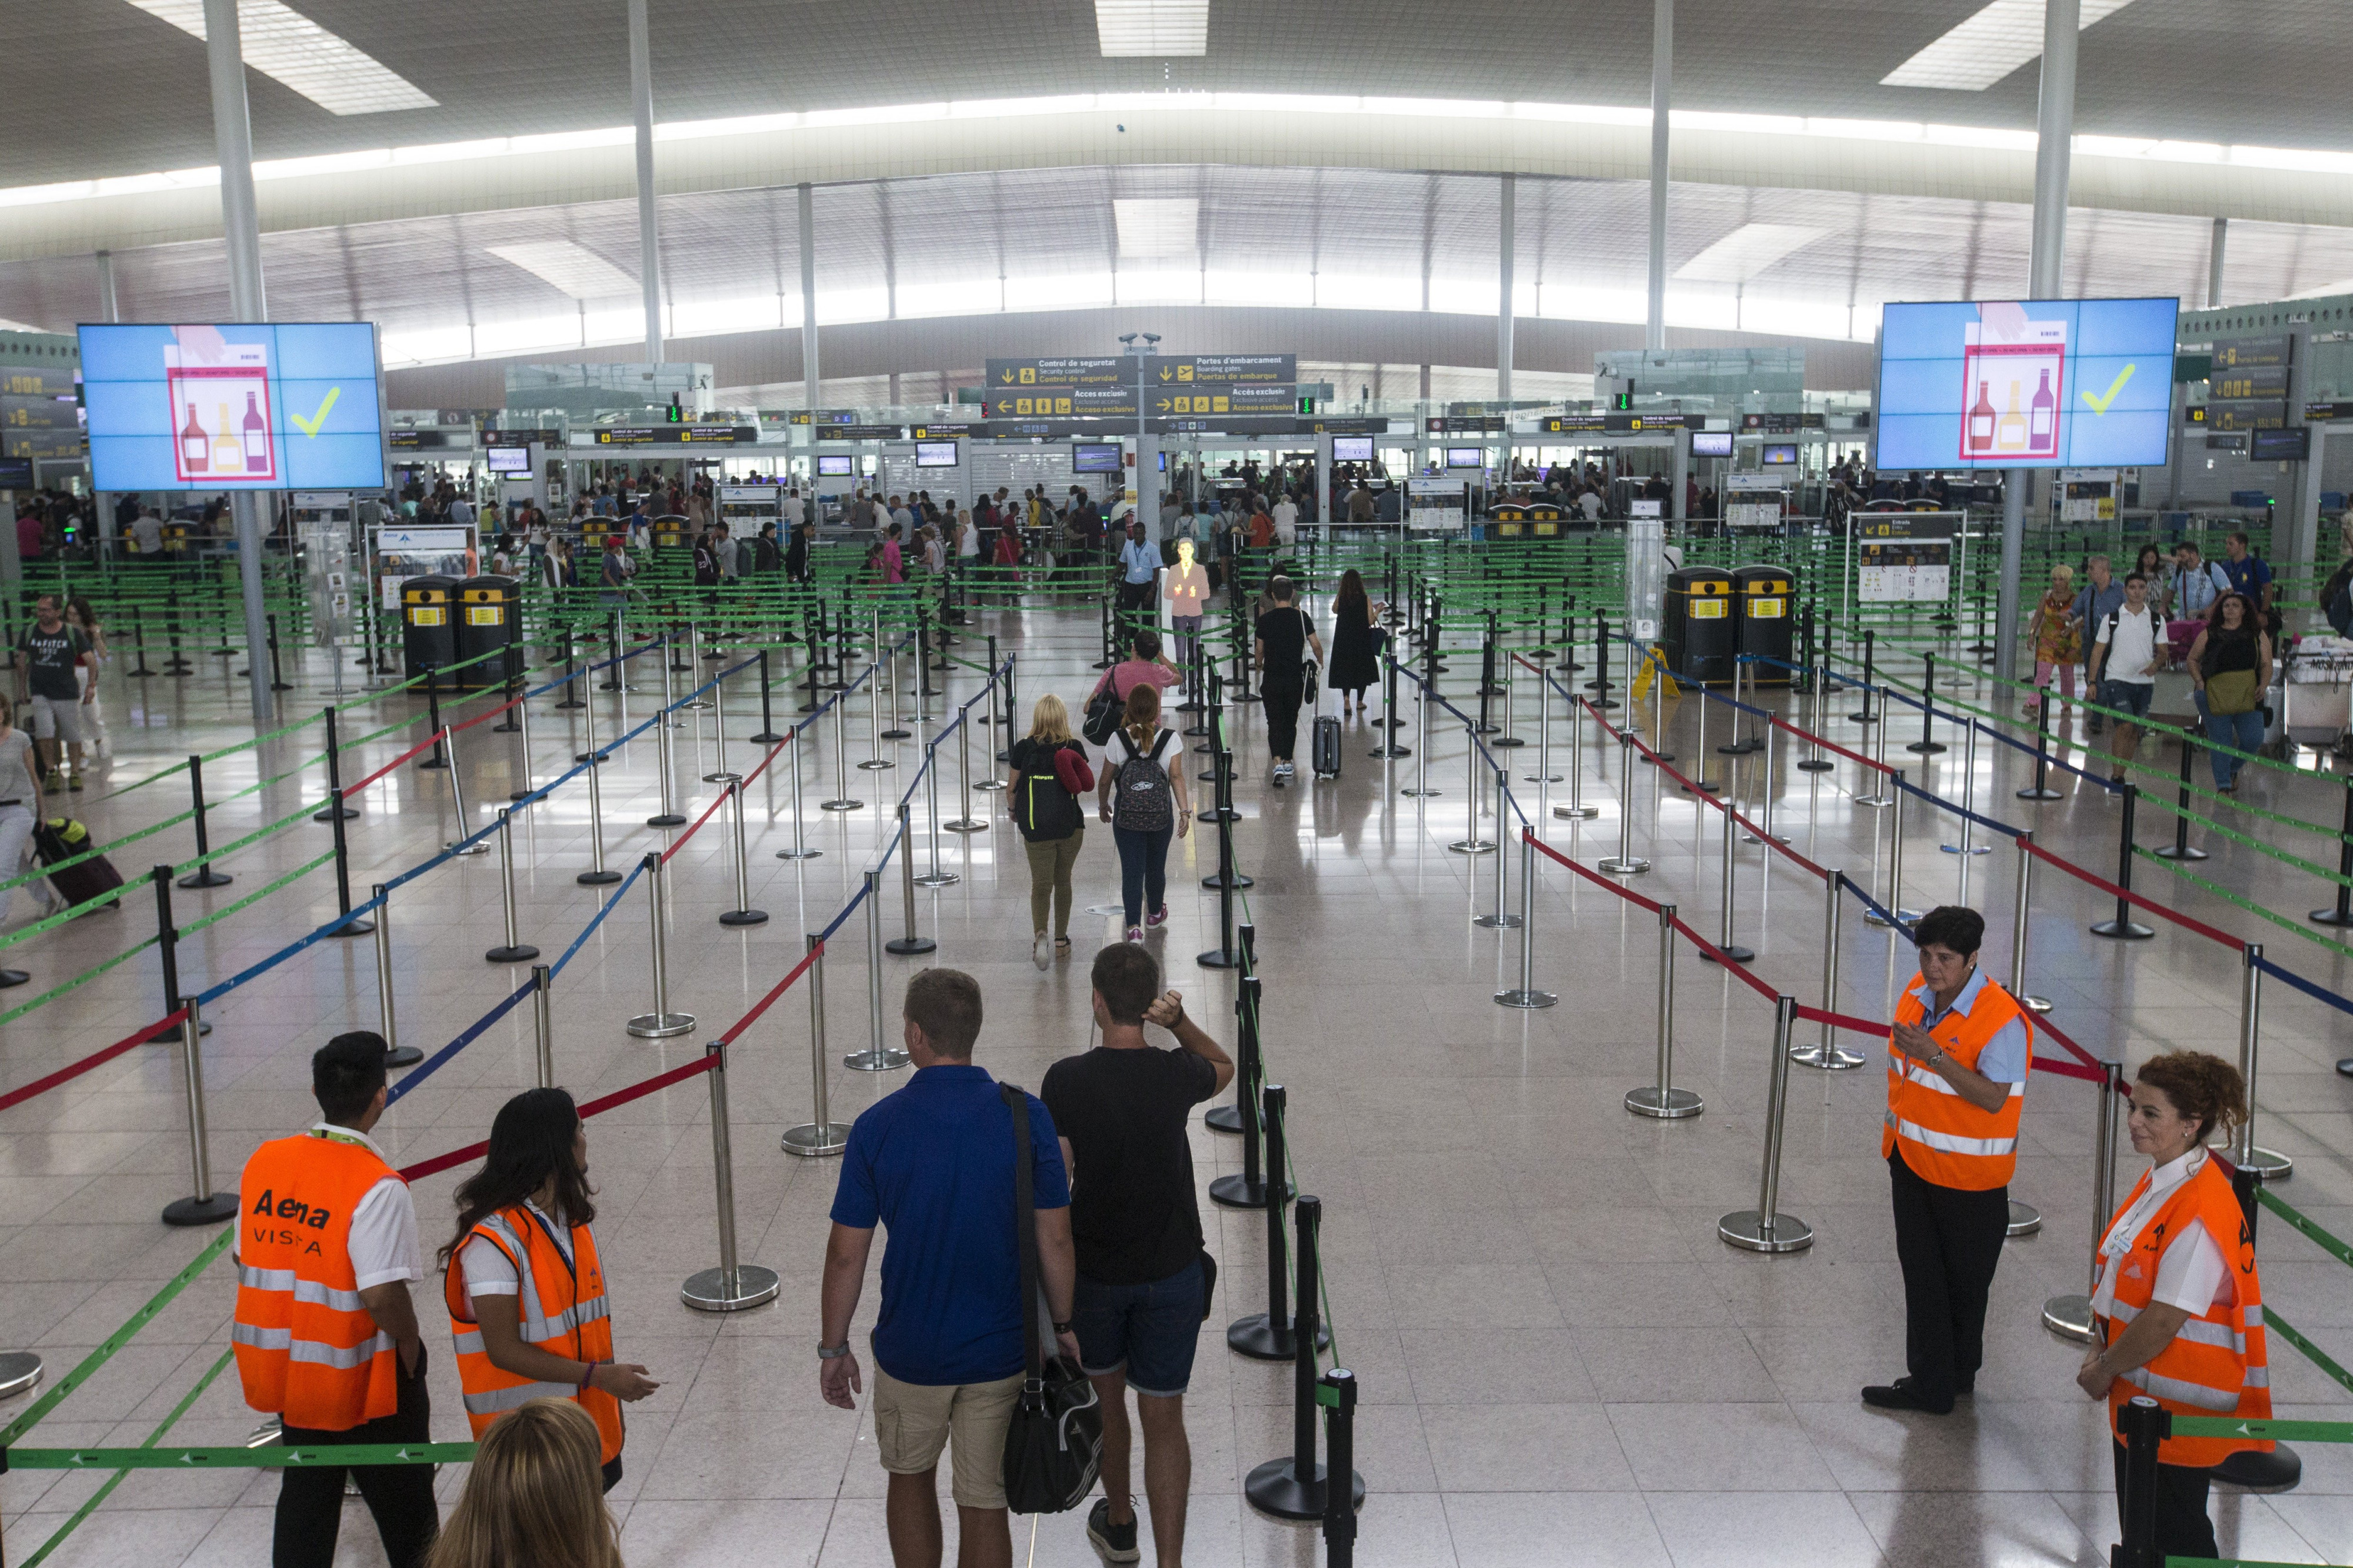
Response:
[1882,0,2139,91]
[1114,198,1199,258]
[1095,0,1207,57]
[126,0,435,114]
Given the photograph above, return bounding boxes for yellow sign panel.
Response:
[1688,599,1727,619]
[466,606,503,626]
[410,607,446,627]
[1019,367,1036,383]
[1748,597,1785,619]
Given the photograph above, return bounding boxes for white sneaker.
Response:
[1032,932,1050,971]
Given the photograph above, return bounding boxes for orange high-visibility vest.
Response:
[232,1132,405,1432]
[1879,971,2033,1190]
[445,1206,622,1464]
[2096,1155,2272,1468]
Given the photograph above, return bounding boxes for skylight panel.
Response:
[1095,0,1207,57]
[1674,224,1826,283]
[1114,198,1199,258]
[485,242,639,300]
[1881,0,2139,91]
[127,0,435,116]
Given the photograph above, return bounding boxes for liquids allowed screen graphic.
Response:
[1875,297,2177,472]
[80,323,385,493]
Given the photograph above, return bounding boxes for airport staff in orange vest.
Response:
[2079,1052,2271,1563]
[440,1088,659,1493]
[1864,906,2034,1416]
[232,1032,438,1568]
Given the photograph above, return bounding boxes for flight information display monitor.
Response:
[914,441,958,468]
[485,445,531,476]
[1331,435,1375,462]
[1689,430,1734,458]
[1875,298,2177,471]
[79,322,385,491]
[816,454,854,476]
[1444,447,1484,469]
[1072,442,1123,473]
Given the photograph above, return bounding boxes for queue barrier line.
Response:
[178,850,336,939]
[345,726,450,797]
[0,806,196,897]
[2131,848,2353,969]
[2018,837,2241,950]
[2250,952,2353,1021]
[12,1345,239,1568]
[0,877,138,954]
[395,1050,719,1184]
[0,1006,192,1117]
[0,937,161,1030]
[715,941,824,1047]
[548,858,651,980]
[381,975,541,1107]
[1892,772,2029,843]
[6,1439,479,1472]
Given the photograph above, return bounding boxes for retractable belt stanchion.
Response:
[1798,657,1834,772]
[326,787,372,938]
[778,716,821,862]
[1718,658,1757,755]
[1907,652,1947,756]
[1718,995,1814,1252]
[1741,719,1787,845]
[1208,973,1271,1196]
[177,755,232,888]
[885,800,936,955]
[1626,902,1701,1117]
[1525,660,1561,785]
[485,809,540,962]
[1371,652,1408,757]
[1855,692,1894,808]
[1199,779,1242,969]
[1864,768,1920,928]
[1320,1368,1361,1566]
[684,625,714,706]
[1598,731,1649,875]
[531,964,554,1089]
[1698,793,1755,964]
[2312,778,2353,927]
[647,702,685,828]
[845,862,912,1072]
[916,743,958,888]
[2232,942,2292,1178]
[977,644,1006,786]
[314,708,358,821]
[372,882,422,1067]
[680,1040,783,1312]
[2017,689,2063,801]
[575,659,605,764]
[1202,750,1251,889]
[1851,629,1877,723]
[420,675,450,770]
[1685,678,1718,792]
[784,933,852,1156]
[2154,732,2208,861]
[1246,1195,1362,1522]
[704,660,741,784]
[577,716,622,886]
[2007,832,2054,1013]
[719,781,768,928]
[555,629,585,708]
[822,678,863,812]
[858,622,892,774]
[750,648,785,745]
[626,852,695,1038]
[2041,1059,2124,1342]
[1792,870,1864,1070]
[159,995,235,1226]
[1229,1083,1305,1360]
[944,712,985,832]
[510,673,536,802]
[1555,675,1596,819]
[1495,828,1554,1007]
[1447,722,1495,854]
[1939,720,1990,857]
[442,728,488,855]
[1472,767,1519,928]
[2089,783,2155,939]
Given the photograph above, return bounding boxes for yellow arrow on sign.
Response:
[999,370,1015,383]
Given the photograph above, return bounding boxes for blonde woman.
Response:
[425,1397,622,1568]
[1008,693,1093,969]
[2027,563,2081,719]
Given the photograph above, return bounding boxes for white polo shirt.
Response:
[2094,602,2167,686]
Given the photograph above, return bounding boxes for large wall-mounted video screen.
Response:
[1875,298,2177,471]
[79,323,386,492]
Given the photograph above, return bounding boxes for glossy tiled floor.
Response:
[3,598,2352,1568]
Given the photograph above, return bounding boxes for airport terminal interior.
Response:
[6,2,2353,1566]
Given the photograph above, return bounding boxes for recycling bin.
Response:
[1662,566,1736,685]
[454,575,523,689]
[1732,565,1794,688]
[401,574,458,678]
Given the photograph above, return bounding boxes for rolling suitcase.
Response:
[34,818,126,912]
[1311,711,1343,780]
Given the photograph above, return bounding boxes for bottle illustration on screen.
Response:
[2029,369,2055,446]
[1997,381,2027,452]
[242,392,268,472]
[213,402,242,472]
[181,403,208,473]
[1967,381,1995,453]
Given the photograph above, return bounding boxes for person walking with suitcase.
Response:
[1253,576,1322,783]
[1098,686,1189,943]
[0,695,42,946]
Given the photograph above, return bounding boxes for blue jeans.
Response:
[2195,690,2264,786]
[1072,1257,1204,1396]
[1113,822,1171,927]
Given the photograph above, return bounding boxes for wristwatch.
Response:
[817,1342,852,1360]
[1052,1320,1073,1336]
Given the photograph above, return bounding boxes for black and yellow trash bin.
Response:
[1487,502,1528,541]
[455,575,523,689]
[1732,565,1794,688]
[401,574,458,679]
[1663,566,1737,685]
[652,513,689,550]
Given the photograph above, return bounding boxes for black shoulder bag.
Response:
[997,1083,1102,1514]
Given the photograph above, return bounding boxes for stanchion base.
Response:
[176,870,234,890]
[1854,793,1892,809]
[1472,913,1525,931]
[509,789,535,803]
[0,1350,42,1400]
[776,847,824,860]
[2015,785,2065,800]
[485,944,541,964]
[1209,1172,1292,1209]
[646,813,688,828]
[913,871,961,888]
[1552,803,1598,819]
[1625,1086,1703,1119]
[312,805,360,822]
[1524,771,1565,785]
[1718,1210,1814,1253]
[0,969,28,989]
[159,1017,214,1040]
[721,909,771,928]
[1597,857,1651,875]
[974,780,1008,793]
[2041,1292,2094,1343]
[943,819,987,834]
[446,840,491,858]
[1789,1043,1867,1070]
[782,1122,853,1157]
[884,934,936,955]
[2237,1147,2294,1180]
[704,770,748,785]
[1245,1457,1365,1522]
[1494,986,1556,1007]
[1198,948,1242,969]
[2018,993,2054,1015]
[2088,918,2156,940]
[1904,742,1949,756]
[385,1046,423,1067]
[1204,1104,1242,1133]
[1797,759,1835,773]
[1398,787,1441,798]
[1864,907,1923,929]
[820,800,865,812]
[1491,736,1526,749]
[751,730,786,745]
[1717,740,1759,756]
[418,758,450,772]
[162,1192,238,1227]
[578,869,624,886]
[1938,843,1994,856]
[1447,839,1498,855]
[626,1012,697,1039]
[854,759,895,772]
[2005,1200,2041,1237]
[1202,872,1256,890]
[1698,945,1757,965]
[680,1264,782,1313]
[1228,1313,1315,1362]
[2309,908,2353,928]
[2338,1059,2353,1078]
[2152,844,2209,860]
[843,1048,912,1072]
[2214,1446,2303,1492]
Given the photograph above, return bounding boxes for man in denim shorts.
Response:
[1044,946,1234,1564]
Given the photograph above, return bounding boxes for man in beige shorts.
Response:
[819,969,1079,1567]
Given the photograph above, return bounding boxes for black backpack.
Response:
[1111,729,1176,833]
[1013,744,1082,843]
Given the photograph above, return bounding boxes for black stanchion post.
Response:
[2089,783,2156,939]
[1321,1369,1360,1566]
[2155,732,2209,861]
[1245,1194,1356,1520]
[1907,650,1946,755]
[555,628,585,708]
[176,755,232,889]
[151,865,208,1040]
[2018,694,2063,800]
[1852,629,1877,723]
[2312,777,2353,927]
[1208,973,1271,1190]
[749,647,784,743]
[916,607,938,695]
[129,604,153,678]
[2114,1397,2168,1568]
[264,613,291,691]
[420,670,449,770]
[313,708,357,822]
[326,788,372,938]
[1591,611,1617,709]
[1228,1082,1295,1359]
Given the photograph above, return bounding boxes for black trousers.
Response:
[1888,1150,2008,1403]
[275,1347,438,1568]
[2113,1440,2218,1561]
[1115,579,1155,622]
[1262,675,1305,760]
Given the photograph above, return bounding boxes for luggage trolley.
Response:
[2284,636,2353,759]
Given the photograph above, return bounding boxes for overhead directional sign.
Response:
[986,358,1130,388]
[1148,385,1295,416]
[1543,413,1708,434]
[985,388,1136,419]
[594,424,757,445]
[1145,355,1295,385]
[2210,363,2289,401]
[2209,336,2292,371]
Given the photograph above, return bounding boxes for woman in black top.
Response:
[2185,591,2272,792]
[1008,694,1093,969]
[1325,568,1385,718]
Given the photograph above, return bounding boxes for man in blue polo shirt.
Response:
[821,968,1076,1568]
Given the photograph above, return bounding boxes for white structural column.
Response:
[201,0,275,725]
[1645,0,1672,352]
[798,183,819,412]
[1497,174,1515,408]
[1994,0,2079,687]
[628,0,664,363]
[2208,217,2228,308]
[94,251,121,561]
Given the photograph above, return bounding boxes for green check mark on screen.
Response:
[2079,363,2135,415]
[289,386,341,438]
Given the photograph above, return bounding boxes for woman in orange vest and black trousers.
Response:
[440,1089,661,1492]
[1865,905,2034,1416]
[2078,1052,2271,1563]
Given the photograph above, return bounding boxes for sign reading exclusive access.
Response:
[1874,298,2177,472]
[79,323,386,492]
